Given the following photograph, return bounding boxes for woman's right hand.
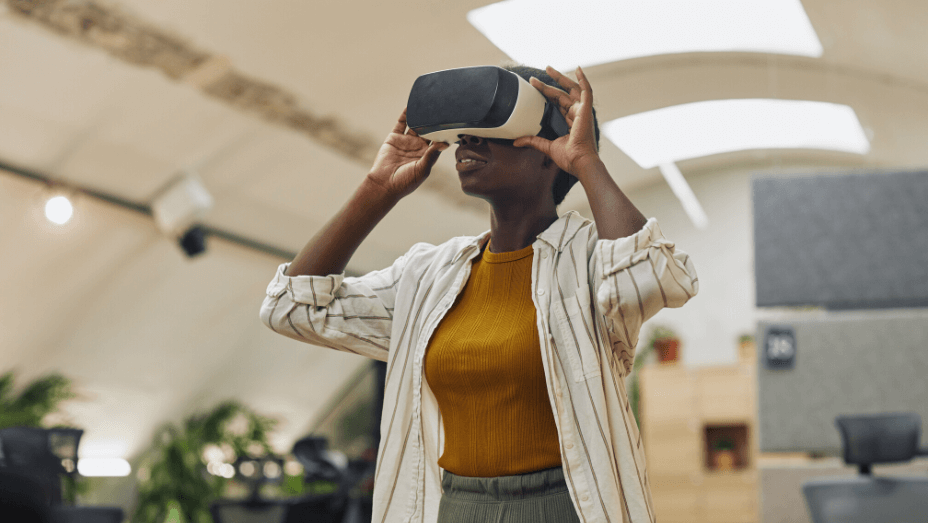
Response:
[366,108,449,201]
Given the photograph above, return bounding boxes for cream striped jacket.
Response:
[260,211,698,523]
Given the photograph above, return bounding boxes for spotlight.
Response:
[45,196,73,225]
[179,225,207,257]
[150,171,213,257]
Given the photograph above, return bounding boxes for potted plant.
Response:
[738,334,756,362]
[650,326,681,364]
[711,438,737,471]
[133,401,278,523]
[629,326,681,428]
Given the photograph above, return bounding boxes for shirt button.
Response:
[541,251,548,259]
[565,442,574,449]
[537,289,545,296]
[581,494,590,502]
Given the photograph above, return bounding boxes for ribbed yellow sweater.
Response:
[424,242,562,477]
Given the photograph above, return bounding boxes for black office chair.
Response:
[803,413,928,523]
[0,468,52,523]
[0,427,124,523]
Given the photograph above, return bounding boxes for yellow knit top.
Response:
[423,242,562,477]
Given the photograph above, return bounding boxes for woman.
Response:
[261,64,698,523]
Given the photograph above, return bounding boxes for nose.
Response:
[457,134,485,146]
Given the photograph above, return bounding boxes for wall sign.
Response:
[764,326,797,369]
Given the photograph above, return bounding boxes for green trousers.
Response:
[436,466,582,523]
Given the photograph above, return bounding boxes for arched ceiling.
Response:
[2,0,927,465]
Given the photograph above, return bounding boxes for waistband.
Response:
[441,466,569,502]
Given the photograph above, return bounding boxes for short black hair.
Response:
[502,64,600,206]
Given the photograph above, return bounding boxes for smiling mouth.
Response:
[456,158,487,172]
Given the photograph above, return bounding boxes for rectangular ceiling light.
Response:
[467,0,823,70]
[77,457,132,477]
[602,99,870,169]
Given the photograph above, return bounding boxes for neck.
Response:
[487,199,558,253]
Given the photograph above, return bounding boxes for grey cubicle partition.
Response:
[753,170,928,453]
[757,311,928,454]
[753,170,928,310]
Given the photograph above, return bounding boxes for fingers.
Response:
[547,66,593,134]
[513,135,553,156]
[545,66,580,95]
[575,66,594,110]
[530,77,573,110]
[574,66,594,131]
[418,141,449,170]
[394,108,422,137]
[392,108,409,134]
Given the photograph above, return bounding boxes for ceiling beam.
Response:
[4,0,484,214]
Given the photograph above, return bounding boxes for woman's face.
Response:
[454,135,558,205]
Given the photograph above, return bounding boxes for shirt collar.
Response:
[536,210,590,252]
[455,210,589,263]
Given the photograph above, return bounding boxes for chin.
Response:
[458,179,493,203]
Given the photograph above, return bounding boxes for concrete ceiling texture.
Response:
[1,0,926,472]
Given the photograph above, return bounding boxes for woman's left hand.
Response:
[513,65,602,178]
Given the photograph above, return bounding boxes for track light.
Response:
[179,225,207,257]
[151,171,214,257]
[45,195,74,225]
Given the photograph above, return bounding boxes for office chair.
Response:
[802,413,928,523]
[0,427,124,523]
[0,468,52,523]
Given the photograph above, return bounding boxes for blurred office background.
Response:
[1,1,926,521]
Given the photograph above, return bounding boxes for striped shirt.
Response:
[260,211,698,523]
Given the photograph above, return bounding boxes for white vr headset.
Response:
[405,66,569,144]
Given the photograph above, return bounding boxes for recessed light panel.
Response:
[467,0,823,70]
[77,458,131,477]
[603,99,870,169]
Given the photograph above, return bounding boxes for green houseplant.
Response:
[738,333,756,361]
[628,326,681,429]
[0,371,76,429]
[711,437,737,471]
[133,401,278,523]
[628,344,652,430]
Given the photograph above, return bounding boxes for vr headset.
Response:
[406,66,569,144]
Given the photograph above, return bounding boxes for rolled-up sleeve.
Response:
[259,253,411,362]
[590,218,698,373]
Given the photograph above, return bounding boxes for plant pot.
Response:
[654,338,680,363]
[739,340,756,361]
[712,449,736,471]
